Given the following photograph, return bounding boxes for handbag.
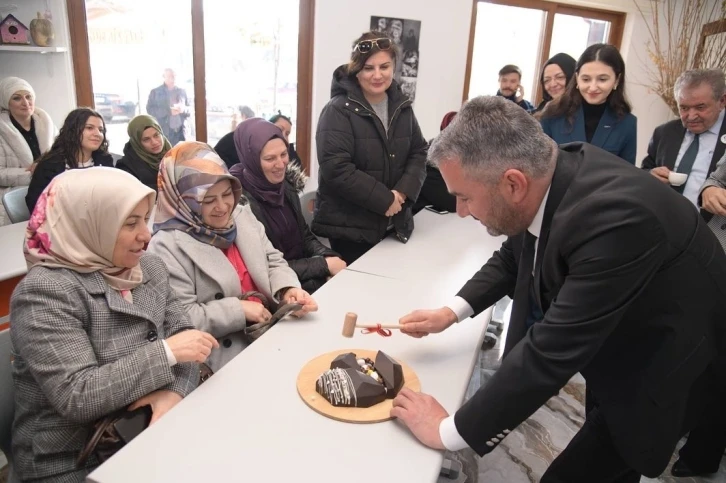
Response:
[76,405,152,467]
[240,290,303,342]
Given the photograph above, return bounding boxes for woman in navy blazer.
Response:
[540,43,637,164]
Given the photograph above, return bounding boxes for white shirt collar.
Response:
[527,186,550,239]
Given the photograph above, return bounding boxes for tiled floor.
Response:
[438,299,726,483]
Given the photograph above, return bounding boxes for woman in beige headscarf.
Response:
[10,167,216,482]
[0,76,56,224]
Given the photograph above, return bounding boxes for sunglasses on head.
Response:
[353,38,392,54]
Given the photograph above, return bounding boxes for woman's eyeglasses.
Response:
[543,73,567,86]
[353,38,392,53]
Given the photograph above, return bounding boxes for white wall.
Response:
[0,0,76,127]
[309,0,686,182]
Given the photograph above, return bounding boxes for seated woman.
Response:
[116,114,172,190]
[540,43,637,164]
[215,109,303,170]
[10,167,214,482]
[414,111,458,214]
[228,118,346,293]
[148,142,318,373]
[268,112,303,169]
[26,107,114,212]
[0,76,56,225]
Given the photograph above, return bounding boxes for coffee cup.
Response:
[668,172,688,186]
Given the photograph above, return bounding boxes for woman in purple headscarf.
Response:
[228,118,346,293]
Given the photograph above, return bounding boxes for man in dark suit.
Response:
[642,69,726,209]
[390,96,726,482]
[641,68,726,477]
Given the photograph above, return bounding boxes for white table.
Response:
[88,280,492,482]
[0,221,28,282]
[88,210,505,483]
[348,210,504,286]
[0,221,29,321]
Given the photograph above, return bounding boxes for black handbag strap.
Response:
[240,291,270,310]
[243,302,304,340]
[76,414,118,467]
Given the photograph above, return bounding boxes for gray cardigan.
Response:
[147,204,300,372]
[10,253,198,482]
[700,154,726,252]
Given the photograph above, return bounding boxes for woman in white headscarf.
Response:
[0,76,56,225]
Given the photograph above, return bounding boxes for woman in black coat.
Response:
[115,114,172,190]
[26,107,113,213]
[226,118,345,293]
[313,31,428,264]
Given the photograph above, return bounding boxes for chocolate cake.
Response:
[315,351,404,408]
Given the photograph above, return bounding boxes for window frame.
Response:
[66,0,316,174]
[462,0,625,105]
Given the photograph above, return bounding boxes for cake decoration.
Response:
[315,351,404,408]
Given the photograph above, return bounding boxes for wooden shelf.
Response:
[0,45,68,53]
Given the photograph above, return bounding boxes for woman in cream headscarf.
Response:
[148,141,318,373]
[116,114,172,191]
[0,76,56,224]
[10,167,216,482]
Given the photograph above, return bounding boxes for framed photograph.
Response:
[370,15,421,101]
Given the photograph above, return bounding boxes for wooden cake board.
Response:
[296,349,421,424]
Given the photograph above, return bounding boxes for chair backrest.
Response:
[0,328,14,464]
[2,187,30,224]
[299,190,316,227]
[110,153,123,166]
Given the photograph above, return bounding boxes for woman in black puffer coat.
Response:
[313,30,427,264]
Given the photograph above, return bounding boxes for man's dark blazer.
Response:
[641,117,726,181]
[455,143,726,477]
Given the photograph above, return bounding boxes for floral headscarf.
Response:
[24,167,156,295]
[153,141,242,249]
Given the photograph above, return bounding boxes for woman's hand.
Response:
[129,390,183,425]
[281,287,318,316]
[386,191,403,217]
[241,300,272,324]
[166,329,219,363]
[325,256,347,276]
[392,190,406,204]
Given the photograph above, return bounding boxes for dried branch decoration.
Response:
[635,0,726,115]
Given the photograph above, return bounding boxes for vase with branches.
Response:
[635,0,726,115]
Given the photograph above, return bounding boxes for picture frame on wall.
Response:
[370,15,421,102]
